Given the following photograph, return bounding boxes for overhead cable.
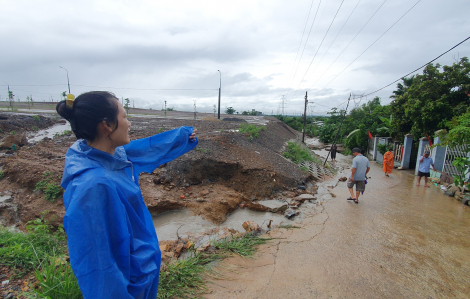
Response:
[290,0,346,101]
[315,0,422,94]
[310,0,387,91]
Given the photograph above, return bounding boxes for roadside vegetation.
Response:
[1,217,269,299]
[283,141,321,164]
[239,123,266,141]
[276,57,470,166]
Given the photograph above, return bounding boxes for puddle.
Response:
[153,209,217,241]
[153,207,293,241]
[27,122,71,143]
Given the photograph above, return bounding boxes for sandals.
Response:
[347,197,359,204]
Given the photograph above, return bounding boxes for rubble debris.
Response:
[242,221,260,232]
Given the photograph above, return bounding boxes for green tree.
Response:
[225,107,236,114]
[390,57,470,140]
[124,98,130,114]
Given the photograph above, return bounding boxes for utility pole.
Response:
[323,93,351,166]
[217,70,221,119]
[302,91,308,144]
[281,95,285,116]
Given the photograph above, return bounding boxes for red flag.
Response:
[426,133,433,146]
[368,131,373,139]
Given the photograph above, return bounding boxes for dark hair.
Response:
[352,148,361,153]
[56,91,119,141]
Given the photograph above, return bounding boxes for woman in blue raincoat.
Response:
[56,91,197,299]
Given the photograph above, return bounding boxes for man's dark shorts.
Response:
[418,171,430,177]
[347,179,366,192]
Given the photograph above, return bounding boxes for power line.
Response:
[356,35,470,99]
[310,0,362,79]
[310,0,387,91]
[316,0,422,94]
[314,35,470,112]
[290,0,346,101]
[285,0,323,100]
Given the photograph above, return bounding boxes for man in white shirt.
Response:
[347,148,370,204]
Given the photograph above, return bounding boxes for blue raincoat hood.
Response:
[61,126,197,299]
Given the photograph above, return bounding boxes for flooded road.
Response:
[205,153,470,298]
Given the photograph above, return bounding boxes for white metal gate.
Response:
[443,145,469,176]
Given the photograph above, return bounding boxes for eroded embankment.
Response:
[0,116,315,229]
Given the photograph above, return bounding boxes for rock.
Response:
[284,208,296,219]
[461,198,469,205]
[242,221,260,232]
[293,194,316,202]
[339,177,347,182]
[270,204,288,213]
[175,244,185,257]
[159,244,170,252]
[200,190,210,196]
[245,202,269,212]
[180,195,186,200]
[2,280,10,286]
[0,134,27,149]
[239,203,246,209]
[297,185,306,190]
[445,186,460,197]
[196,198,206,202]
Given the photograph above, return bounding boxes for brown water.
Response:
[205,154,470,298]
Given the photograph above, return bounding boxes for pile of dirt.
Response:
[0,113,314,229]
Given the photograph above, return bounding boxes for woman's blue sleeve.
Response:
[123,126,198,177]
[64,180,133,299]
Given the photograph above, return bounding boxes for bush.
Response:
[35,172,63,202]
[283,141,320,164]
[239,124,266,141]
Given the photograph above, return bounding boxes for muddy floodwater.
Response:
[152,205,294,241]
[205,152,470,298]
[27,122,71,143]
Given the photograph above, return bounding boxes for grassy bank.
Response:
[0,218,269,299]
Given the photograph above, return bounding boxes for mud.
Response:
[204,151,470,299]
[0,111,315,231]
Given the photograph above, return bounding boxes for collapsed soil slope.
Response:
[0,114,312,228]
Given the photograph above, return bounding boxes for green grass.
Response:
[283,141,321,164]
[0,171,4,179]
[54,130,72,138]
[3,222,269,299]
[238,124,266,141]
[196,148,210,153]
[32,126,39,131]
[158,253,218,299]
[0,213,67,277]
[213,233,269,257]
[33,258,83,299]
[33,115,40,121]
[159,233,269,298]
[35,172,63,202]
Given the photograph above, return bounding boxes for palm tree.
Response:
[390,76,415,99]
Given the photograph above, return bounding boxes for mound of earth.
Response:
[0,114,315,229]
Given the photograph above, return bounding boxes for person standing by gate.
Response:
[417,150,437,187]
[383,148,394,177]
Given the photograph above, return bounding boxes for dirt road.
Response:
[205,153,470,298]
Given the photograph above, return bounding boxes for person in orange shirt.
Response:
[383,148,394,177]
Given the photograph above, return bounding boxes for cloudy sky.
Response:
[0,0,469,115]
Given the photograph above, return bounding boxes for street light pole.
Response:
[217,70,221,120]
[4,81,11,108]
[59,66,71,94]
